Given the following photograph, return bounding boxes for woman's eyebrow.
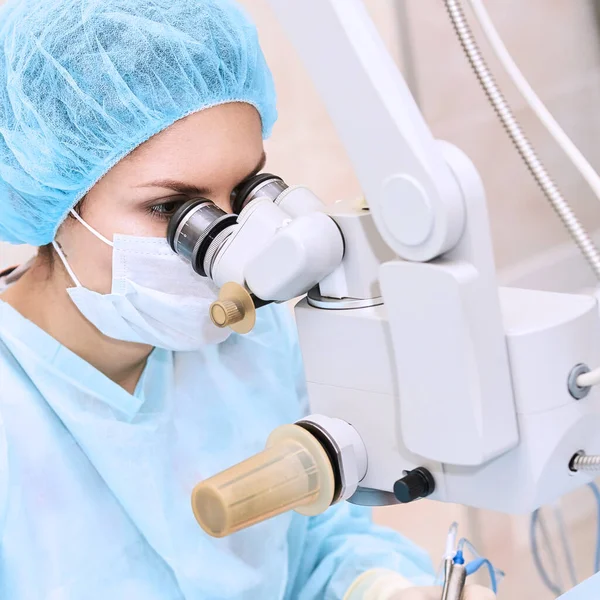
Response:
[135,152,267,195]
[135,180,212,195]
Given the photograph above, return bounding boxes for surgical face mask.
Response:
[52,210,231,351]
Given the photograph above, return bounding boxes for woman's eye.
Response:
[148,200,184,220]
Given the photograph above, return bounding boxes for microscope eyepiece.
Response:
[231,173,288,214]
[167,198,237,277]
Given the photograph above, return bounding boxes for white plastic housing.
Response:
[295,288,600,513]
[379,259,518,466]
[245,212,344,301]
[295,299,446,498]
[299,414,368,501]
[445,288,600,512]
[276,186,328,218]
[212,197,344,302]
[319,199,396,300]
[211,198,291,288]
[375,141,518,466]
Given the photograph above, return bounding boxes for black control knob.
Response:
[393,467,436,503]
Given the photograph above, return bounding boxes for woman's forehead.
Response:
[132,104,263,157]
[112,104,265,185]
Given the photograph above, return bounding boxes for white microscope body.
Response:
[264,0,600,513]
[188,0,600,537]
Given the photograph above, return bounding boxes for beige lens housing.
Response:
[192,424,335,538]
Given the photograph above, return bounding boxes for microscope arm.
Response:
[266,0,518,466]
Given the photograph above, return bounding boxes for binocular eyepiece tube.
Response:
[167,173,288,278]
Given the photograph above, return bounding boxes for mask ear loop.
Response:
[52,241,82,288]
[69,209,114,247]
[53,210,117,287]
[52,210,115,288]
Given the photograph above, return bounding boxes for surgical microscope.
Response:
[167,0,600,543]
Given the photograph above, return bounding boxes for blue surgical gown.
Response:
[0,296,433,599]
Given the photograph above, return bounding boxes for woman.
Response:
[0,0,493,598]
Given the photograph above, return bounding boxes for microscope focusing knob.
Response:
[211,300,242,327]
[210,282,257,335]
[393,467,436,503]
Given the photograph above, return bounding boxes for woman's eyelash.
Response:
[147,200,185,220]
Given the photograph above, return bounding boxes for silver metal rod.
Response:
[444,0,600,280]
[446,563,467,600]
[571,452,600,472]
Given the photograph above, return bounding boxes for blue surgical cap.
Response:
[0,0,277,245]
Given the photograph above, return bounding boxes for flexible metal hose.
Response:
[443,0,600,280]
[570,453,600,473]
